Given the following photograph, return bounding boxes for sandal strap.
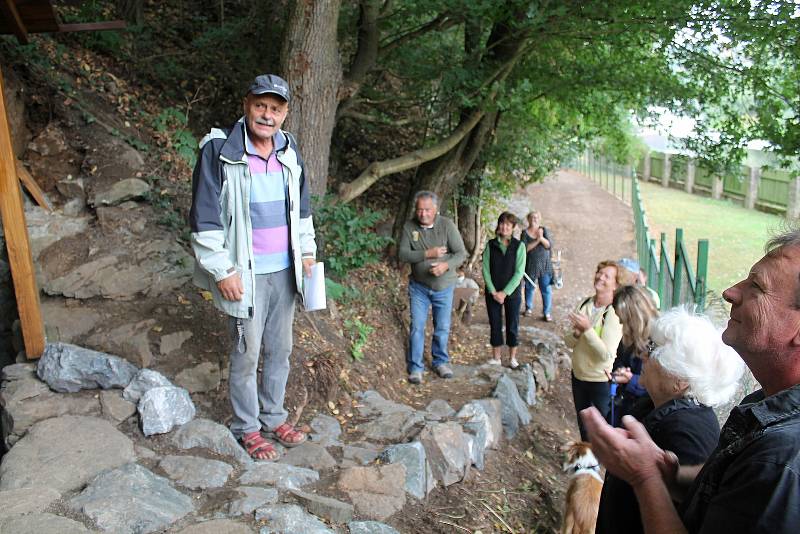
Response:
[273,423,304,442]
[242,432,276,456]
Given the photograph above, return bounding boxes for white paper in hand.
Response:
[303,262,327,311]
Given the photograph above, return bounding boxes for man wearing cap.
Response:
[189,74,316,460]
[619,257,660,309]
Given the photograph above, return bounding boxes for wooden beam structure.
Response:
[16,159,52,211]
[0,0,28,43]
[0,66,45,358]
[0,0,125,43]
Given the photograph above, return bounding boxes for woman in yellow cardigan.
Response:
[565,260,626,440]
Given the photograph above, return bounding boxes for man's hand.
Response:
[581,408,673,489]
[429,261,449,277]
[492,291,506,304]
[425,246,448,259]
[302,258,315,278]
[613,367,633,384]
[568,311,592,334]
[217,272,244,301]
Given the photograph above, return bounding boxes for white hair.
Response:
[649,306,744,407]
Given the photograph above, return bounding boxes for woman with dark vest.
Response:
[482,212,526,369]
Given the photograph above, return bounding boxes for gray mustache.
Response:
[255,119,275,127]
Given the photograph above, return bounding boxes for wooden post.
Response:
[685,159,696,194]
[643,152,651,181]
[661,153,671,188]
[787,176,800,220]
[745,166,760,210]
[0,66,45,359]
[712,175,724,200]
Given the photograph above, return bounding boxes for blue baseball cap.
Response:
[618,257,641,274]
[248,74,291,102]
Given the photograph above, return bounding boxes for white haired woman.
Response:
[595,307,745,534]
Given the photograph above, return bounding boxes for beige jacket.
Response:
[564,296,622,382]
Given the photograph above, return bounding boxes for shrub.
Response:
[314,196,393,278]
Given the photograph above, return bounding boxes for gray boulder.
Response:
[171,418,252,465]
[36,342,138,393]
[69,463,194,534]
[227,486,279,516]
[457,400,501,451]
[0,415,134,492]
[159,455,233,489]
[309,414,342,446]
[377,442,435,499]
[348,521,401,534]
[90,177,150,206]
[0,513,91,533]
[508,364,537,406]
[418,422,470,487]
[138,385,195,436]
[175,361,220,393]
[424,399,456,421]
[289,489,354,523]
[337,464,406,521]
[0,487,60,518]
[239,462,320,490]
[123,368,172,403]
[254,504,334,534]
[280,442,337,471]
[492,374,531,439]
[361,410,424,442]
[100,390,137,423]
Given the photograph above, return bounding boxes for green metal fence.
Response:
[579,151,710,310]
[631,173,709,311]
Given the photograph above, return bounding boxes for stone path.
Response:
[0,336,562,533]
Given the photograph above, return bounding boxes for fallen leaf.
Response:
[200,291,213,301]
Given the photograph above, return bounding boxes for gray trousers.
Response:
[228,268,296,437]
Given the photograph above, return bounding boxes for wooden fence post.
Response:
[662,153,671,188]
[712,175,724,200]
[745,166,760,210]
[685,159,696,194]
[0,66,45,359]
[787,176,800,220]
[643,152,651,181]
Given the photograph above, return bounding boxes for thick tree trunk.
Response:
[280,0,342,198]
[117,0,144,24]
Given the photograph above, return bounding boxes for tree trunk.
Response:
[117,0,144,25]
[280,0,342,198]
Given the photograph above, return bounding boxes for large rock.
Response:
[175,361,221,393]
[348,521,401,534]
[457,399,502,450]
[69,463,194,534]
[0,415,134,492]
[159,455,234,489]
[36,342,138,393]
[160,330,193,355]
[175,519,253,534]
[280,442,337,471]
[424,399,456,421]
[0,487,60,518]
[0,513,91,533]
[239,462,320,490]
[356,390,414,417]
[41,299,101,343]
[85,320,156,368]
[337,464,406,520]
[377,442,435,499]
[309,414,341,446]
[43,240,192,301]
[227,486,279,516]
[25,207,90,261]
[123,368,173,403]
[492,374,531,439]
[90,177,150,206]
[100,390,137,423]
[178,519,253,534]
[138,385,195,436]
[289,489,354,523]
[508,364,537,406]
[254,504,334,534]
[1,363,101,447]
[361,410,424,442]
[171,418,252,465]
[462,420,487,470]
[342,444,380,467]
[418,422,470,487]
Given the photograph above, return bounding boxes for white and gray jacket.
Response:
[189,118,316,318]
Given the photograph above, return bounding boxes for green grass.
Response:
[637,181,784,295]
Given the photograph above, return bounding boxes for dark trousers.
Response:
[571,373,611,441]
[485,293,521,347]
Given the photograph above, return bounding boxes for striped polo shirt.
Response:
[245,130,291,274]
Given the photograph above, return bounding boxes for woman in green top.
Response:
[482,212,527,369]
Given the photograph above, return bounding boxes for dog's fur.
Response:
[560,441,603,534]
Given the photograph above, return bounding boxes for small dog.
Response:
[560,441,603,534]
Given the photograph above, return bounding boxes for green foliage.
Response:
[325,278,359,303]
[343,318,374,361]
[314,196,393,278]
[152,107,197,167]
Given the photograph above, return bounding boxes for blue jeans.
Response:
[407,279,454,373]
[524,272,552,315]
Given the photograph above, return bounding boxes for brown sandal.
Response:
[241,431,279,461]
[266,423,307,448]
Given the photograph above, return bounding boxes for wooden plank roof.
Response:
[0,0,124,44]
